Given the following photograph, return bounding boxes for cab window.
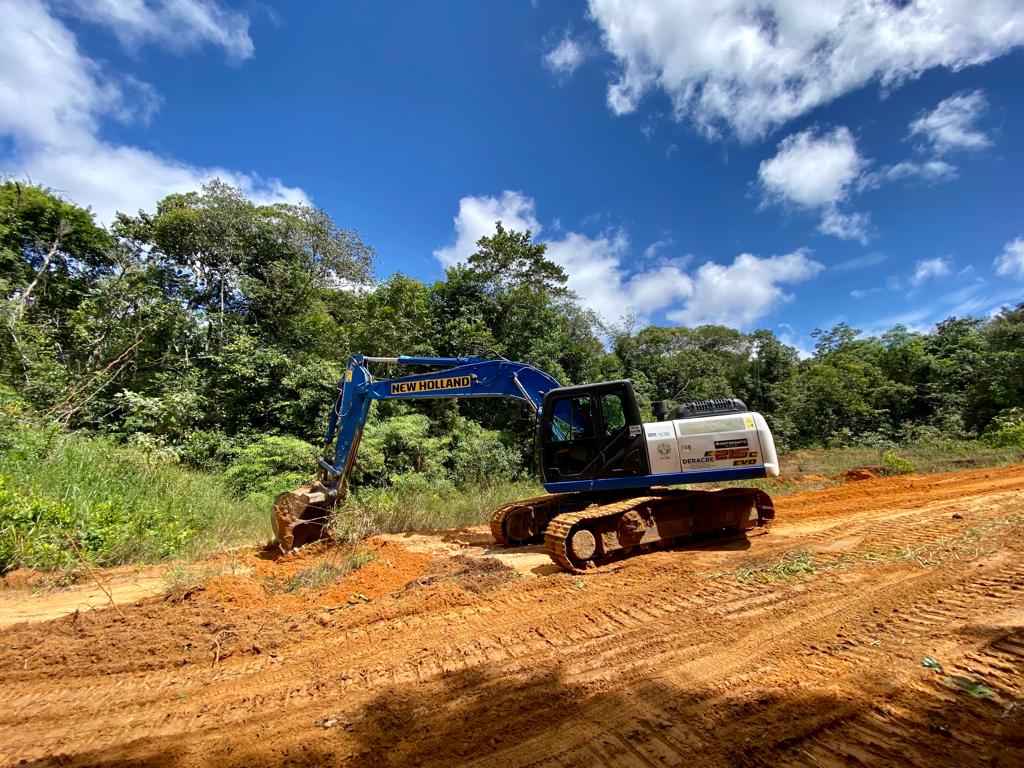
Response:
[601,392,626,437]
[549,396,596,441]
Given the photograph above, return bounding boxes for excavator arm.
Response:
[272,354,562,549]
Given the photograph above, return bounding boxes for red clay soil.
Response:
[1,463,1023,767]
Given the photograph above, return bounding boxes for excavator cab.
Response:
[540,380,650,484]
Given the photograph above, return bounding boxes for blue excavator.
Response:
[273,353,780,570]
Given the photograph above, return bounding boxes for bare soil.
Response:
[2,463,1023,767]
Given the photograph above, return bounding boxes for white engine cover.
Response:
[644,411,779,477]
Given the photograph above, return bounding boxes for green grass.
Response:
[1,423,268,574]
[710,550,817,583]
[271,549,378,594]
[3,405,1021,575]
[332,479,543,541]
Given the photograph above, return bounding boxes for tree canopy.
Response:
[3,179,1022,490]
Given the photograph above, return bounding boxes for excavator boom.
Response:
[272,354,560,549]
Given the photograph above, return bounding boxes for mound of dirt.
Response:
[315,540,433,606]
[841,467,881,481]
[395,554,518,595]
[1,569,49,590]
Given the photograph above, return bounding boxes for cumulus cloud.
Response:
[545,232,695,322]
[544,33,586,77]
[994,237,1024,280]
[432,191,541,267]
[588,0,1024,140]
[62,0,254,61]
[24,143,309,221]
[909,89,991,154]
[911,257,953,286]
[0,0,304,224]
[435,191,823,329]
[667,250,824,327]
[758,126,871,243]
[818,209,873,244]
[759,92,989,242]
[759,127,864,208]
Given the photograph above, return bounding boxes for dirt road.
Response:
[2,464,1022,767]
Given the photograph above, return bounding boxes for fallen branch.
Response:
[64,534,126,622]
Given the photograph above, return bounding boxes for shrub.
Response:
[0,425,268,572]
[177,429,247,470]
[448,420,521,485]
[882,449,916,474]
[983,408,1024,449]
[223,435,319,497]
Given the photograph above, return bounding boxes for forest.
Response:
[2,179,1022,572]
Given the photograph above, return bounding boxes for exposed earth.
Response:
[1,464,1023,767]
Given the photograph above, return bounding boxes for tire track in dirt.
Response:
[0,464,1022,767]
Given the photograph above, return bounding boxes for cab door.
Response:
[541,381,650,483]
[543,394,601,480]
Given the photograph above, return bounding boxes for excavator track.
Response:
[489,493,573,546]
[544,488,775,571]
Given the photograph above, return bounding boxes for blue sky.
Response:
[3,1,1024,354]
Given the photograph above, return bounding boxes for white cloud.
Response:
[667,250,824,327]
[818,209,873,244]
[858,159,958,190]
[545,231,694,322]
[544,34,586,76]
[909,89,991,154]
[0,0,305,224]
[911,256,953,286]
[850,286,883,299]
[758,126,870,243]
[642,237,674,260]
[776,324,814,360]
[432,191,541,267]
[759,127,863,208]
[994,237,1024,280]
[61,0,254,62]
[834,252,888,272]
[856,282,1024,337]
[433,192,692,322]
[21,142,308,222]
[588,0,1024,140]
[436,191,822,328]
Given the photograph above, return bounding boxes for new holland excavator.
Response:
[273,353,780,570]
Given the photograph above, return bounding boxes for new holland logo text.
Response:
[390,376,472,395]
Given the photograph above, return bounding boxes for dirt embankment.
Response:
[1,463,1023,767]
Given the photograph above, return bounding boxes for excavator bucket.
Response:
[271,483,333,551]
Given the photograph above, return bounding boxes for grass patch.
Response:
[268,548,378,594]
[1,421,269,572]
[712,505,1024,584]
[783,439,1020,479]
[163,561,236,601]
[710,550,816,583]
[332,479,543,541]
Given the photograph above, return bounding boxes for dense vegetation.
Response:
[1,180,1022,571]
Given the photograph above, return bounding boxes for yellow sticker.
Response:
[390,375,472,395]
[345,370,353,382]
[744,416,755,429]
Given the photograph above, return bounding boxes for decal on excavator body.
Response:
[390,375,473,395]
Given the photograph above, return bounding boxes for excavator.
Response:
[272,353,780,570]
